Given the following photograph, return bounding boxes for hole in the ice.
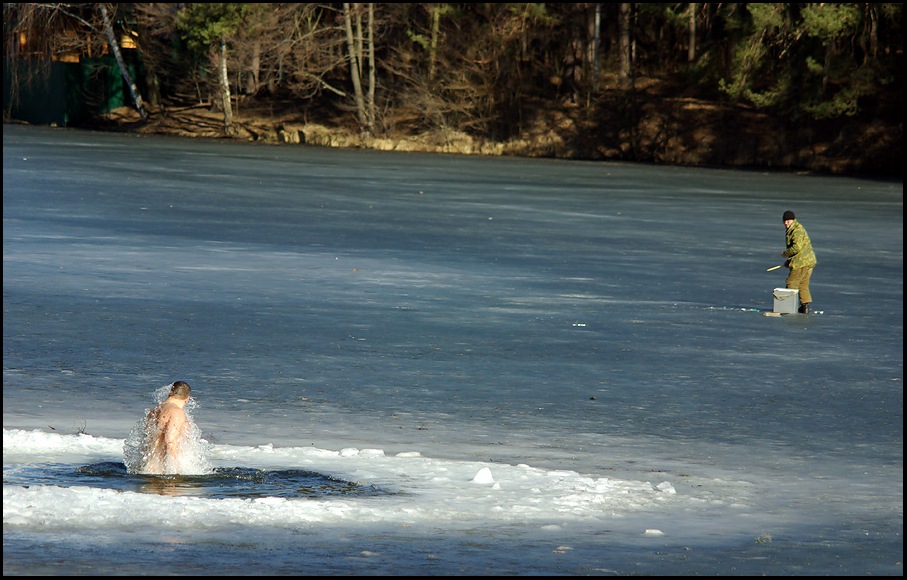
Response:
[4,462,393,499]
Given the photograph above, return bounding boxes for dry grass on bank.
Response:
[98,100,580,159]
[89,87,902,177]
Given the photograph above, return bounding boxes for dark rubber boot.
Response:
[798,303,810,314]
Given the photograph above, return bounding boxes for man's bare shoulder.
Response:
[158,401,187,421]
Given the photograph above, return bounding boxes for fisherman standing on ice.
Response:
[781,210,817,314]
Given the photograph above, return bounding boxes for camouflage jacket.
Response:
[783,219,817,269]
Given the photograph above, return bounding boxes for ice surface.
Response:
[3,125,902,575]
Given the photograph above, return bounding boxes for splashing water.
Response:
[123,384,213,475]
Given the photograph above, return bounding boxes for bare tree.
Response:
[131,3,203,108]
[99,4,147,119]
[343,2,376,134]
[175,3,254,135]
[3,3,63,113]
[3,3,147,118]
[218,38,233,134]
[591,3,602,92]
[618,3,633,91]
[279,4,349,100]
[688,3,697,63]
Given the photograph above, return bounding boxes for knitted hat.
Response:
[782,210,796,221]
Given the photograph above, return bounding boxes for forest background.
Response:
[3,3,903,177]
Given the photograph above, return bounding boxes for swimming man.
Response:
[140,381,192,474]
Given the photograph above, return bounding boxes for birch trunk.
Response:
[99,4,148,120]
[367,3,376,131]
[220,38,234,135]
[343,2,369,132]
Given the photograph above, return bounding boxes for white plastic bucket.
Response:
[773,288,799,314]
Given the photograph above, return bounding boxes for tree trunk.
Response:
[343,2,369,132]
[99,4,148,120]
[220,38,234,135]
[248,41,261,95]
[688,3,697,62]
[592,3,601,92]
[367,3,376,131]
[866,4,879,59]
[429,4,441,81]
[618,3,633,91]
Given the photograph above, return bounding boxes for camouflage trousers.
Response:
[786,267,814,304]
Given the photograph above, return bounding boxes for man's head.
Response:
[782,210,796,228]
[169,381,191,400]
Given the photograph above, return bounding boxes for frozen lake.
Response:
[3,124,902,575]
